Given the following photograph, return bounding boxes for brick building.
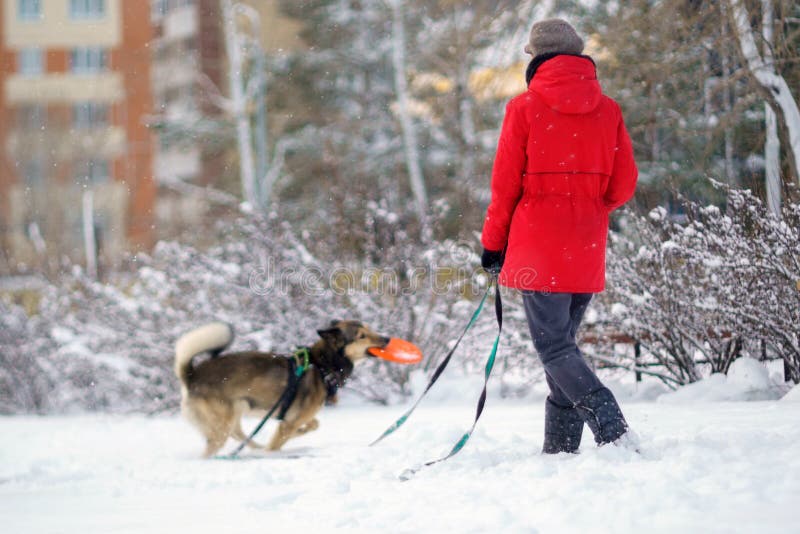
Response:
[1,0,305,272]
[0,0,155,270]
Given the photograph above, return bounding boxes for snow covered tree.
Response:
[727,0,800,186]
[569,0,800,210]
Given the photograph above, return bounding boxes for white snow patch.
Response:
[610,302,628,315]
[658,358,783,403]
[605,378,670,402]
[1,401,799,533]
[781,383,800,402]
[50,327,77,344]
[660,240,679,252]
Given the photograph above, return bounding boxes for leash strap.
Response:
[400,282,503,480]
[227,349,309,458]
[277,359,300,420]
[370,283,492,447]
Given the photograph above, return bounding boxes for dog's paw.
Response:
[304,419,319,431]
[296,419,320,435]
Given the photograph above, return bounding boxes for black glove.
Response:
[481,248,505,276]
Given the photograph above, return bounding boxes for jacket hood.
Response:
[529,55,601,114]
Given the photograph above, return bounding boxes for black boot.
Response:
[574,387,628,445]
[542,397,584,454]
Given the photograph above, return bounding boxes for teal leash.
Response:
[369,283,493,447]
[399,282,503,480]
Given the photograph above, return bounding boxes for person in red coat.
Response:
[480,19,639,453]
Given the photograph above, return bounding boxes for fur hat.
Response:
[524,19,584,58]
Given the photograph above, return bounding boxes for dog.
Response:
[174,320,389,457]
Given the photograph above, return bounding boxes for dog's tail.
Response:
[174,322,234,386]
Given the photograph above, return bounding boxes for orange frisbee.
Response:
[368,338,423,364]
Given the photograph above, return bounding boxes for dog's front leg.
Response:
[268,417,320,450]
[268,421,299,451]
[295,418,319,435]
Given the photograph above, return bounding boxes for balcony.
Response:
[4,0,121,48]
[7,126,126,161]
[5,73,123,104]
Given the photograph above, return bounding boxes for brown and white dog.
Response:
[174,320,389,457]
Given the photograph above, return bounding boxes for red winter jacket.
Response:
[481,55,637,293]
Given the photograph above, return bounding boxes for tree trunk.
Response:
[253,51,270,206]
[457,63,477,186]
[389,0,429,233]
[82,190,97,279]
[222,0,258,207]
[720,6,737,186]
[762,0,781,215]
[728,0,800,185]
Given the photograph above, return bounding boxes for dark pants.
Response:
[523,291,628,447]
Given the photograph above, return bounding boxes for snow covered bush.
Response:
[0,301,55,414]
[0,208,538,414]
[4,184,796,414]
[598,183,800,385]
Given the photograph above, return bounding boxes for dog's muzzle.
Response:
[367,336,391,356]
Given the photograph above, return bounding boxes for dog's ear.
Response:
[317,326,344,346]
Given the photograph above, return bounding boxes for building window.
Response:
[73,102,109,129]
[16,105,46,130]
[70,47,108,74]
[151,0,168,21]
[69,0,105,19]
[75,160,110,184]
[18,48,43,76]
[23,160,44,187]
[18,0,42,20]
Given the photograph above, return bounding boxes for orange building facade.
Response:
[0,0,155,269]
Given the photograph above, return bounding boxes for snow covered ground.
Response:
[2,391,798,534]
